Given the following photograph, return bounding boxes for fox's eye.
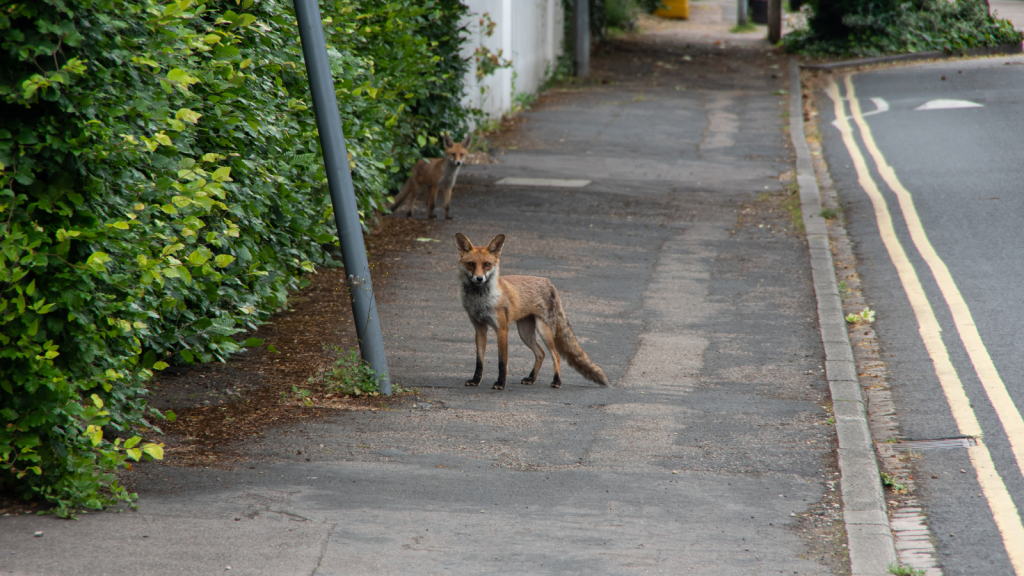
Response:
[483,263,491,269]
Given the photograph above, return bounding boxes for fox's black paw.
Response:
[492,382,505,390]
[428,214,438,220]
[465,380,480,387]
[445,215,453,221]
[550,375,562,389]
[520,377,536,385]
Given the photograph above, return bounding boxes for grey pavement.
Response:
[0,40,851,575]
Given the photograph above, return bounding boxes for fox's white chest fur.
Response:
[438,163,461,192]
[460,268,500,329]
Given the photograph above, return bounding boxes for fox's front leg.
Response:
[466,323,487,386]
[441,185,454,221]
[493,314,509,390]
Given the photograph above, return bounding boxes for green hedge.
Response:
[0,0,469,516]
[784,0,1023,57]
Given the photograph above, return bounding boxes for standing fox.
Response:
[390,134,471,220]
[455,233,609,390]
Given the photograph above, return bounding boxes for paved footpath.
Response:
[1,38,850,575]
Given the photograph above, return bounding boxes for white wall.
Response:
[461,0,565,120]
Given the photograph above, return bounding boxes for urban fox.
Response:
[455,233,610,390]
[390,134,471,220]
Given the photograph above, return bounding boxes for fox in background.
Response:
[389,134,470,220]
[455,233,610,390]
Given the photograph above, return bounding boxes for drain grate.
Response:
[887,437,976,450]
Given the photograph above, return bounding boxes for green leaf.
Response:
[91,394,104,409]
[143,443,165,460]
[25,279,35,296]
[244,338,264,347]
[86,252,111,271]
[175,108,203,124]
[162,243,185,256]
[188,248,212,266]
[153,361,170,370]
[210,167,232,182]
[166,69,200,89]
[176,266,193,284]
[165,410,177,423]
[85,425,103,446]
[214,254,235,268]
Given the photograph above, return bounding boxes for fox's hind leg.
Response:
[407,184,429,218]
[390,176,418,217]
[516,316,546,385]
[538,320,562,388]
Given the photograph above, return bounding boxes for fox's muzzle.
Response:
[472,275,486,285]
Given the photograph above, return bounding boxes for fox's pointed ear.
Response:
[461,133,471,148]
[443,134,455,149]
[486,234,505,255]
[455,233,474,255]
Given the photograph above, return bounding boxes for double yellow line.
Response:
[827,75,1024,573]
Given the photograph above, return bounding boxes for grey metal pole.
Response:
[574,0,590,77]
[293,0,391,395]
[737,0,747,26]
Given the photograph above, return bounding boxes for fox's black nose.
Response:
[474,276,484,284]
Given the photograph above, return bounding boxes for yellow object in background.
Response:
[653,0,689,19]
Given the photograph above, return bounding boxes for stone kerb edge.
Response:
[788,57,898,576]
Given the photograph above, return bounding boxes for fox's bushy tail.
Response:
[549,293,609,386]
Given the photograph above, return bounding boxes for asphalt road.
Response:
[0,41,852,575]
[818,56,1024,575]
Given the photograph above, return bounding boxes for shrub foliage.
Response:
[784,0,1023,57]
[0,0,469,515]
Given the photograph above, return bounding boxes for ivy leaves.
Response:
[0,0,469,516]
[786,0,1023,57]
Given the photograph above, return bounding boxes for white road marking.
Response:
[914,99,984,110]
[831,97,888,128]
[829,76,1024,575]
[495,177,591,187]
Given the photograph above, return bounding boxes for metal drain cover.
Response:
[886,437,976,450]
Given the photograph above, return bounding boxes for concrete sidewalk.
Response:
[1,39,853,575]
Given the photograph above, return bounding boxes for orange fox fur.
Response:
[455,233,610,390]
[390,134,470,220]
